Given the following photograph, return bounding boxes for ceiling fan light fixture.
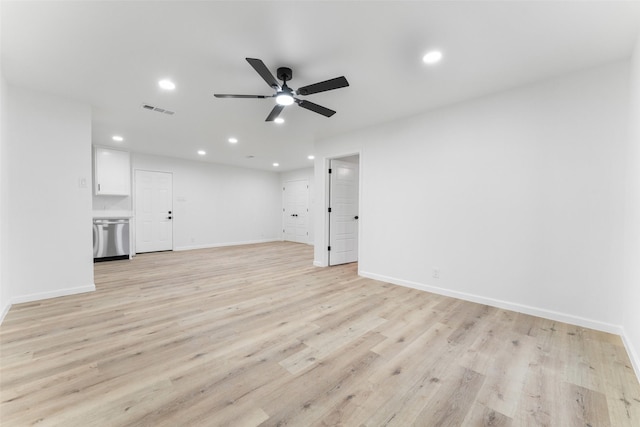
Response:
[275,93,294,106]
[274,117,285,124]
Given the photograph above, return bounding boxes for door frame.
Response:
[282,178,310,244]
[132,169,174,255]
[317,151,362,268]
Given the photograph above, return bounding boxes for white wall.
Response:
[280,167,315,244]
[132,153,282,251]
[0,0,7,319]
[622,35,640,377]
[2,85,94,312]
[315,61,630,334]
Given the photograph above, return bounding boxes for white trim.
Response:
[174,238,281,252]
[133,169,174,255]
[324,153,362,267]
[359,270,624,335]
[1,284,97,324]
[0,302,11,324]
[361,269,640,383]
[313,260,326,267]
[621,328,640,381]
[282,178,311,245]
[9,284,96,306]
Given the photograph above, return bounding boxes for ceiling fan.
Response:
[214,58,349,122]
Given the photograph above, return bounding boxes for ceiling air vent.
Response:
[142,104,175,115]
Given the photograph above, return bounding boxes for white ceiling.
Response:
[3,1,640,171]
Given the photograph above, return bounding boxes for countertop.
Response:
[92,210,133,219]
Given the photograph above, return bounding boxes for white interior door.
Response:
[135,170,173,253]
[283,180,309,244]
[329,159,359,265]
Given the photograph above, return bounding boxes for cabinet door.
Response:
[94,148,131,196]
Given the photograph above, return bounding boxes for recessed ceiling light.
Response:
[197,150,206,155]
[228,137,238,144]
[274,117,285,124]
[158,79,176,90]
[307,155,315,160]
[422,50,443,65]
[273,162,279,167]
[112,135,124,142]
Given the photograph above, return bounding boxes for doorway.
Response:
[282,179,309,244]
[328,155,359,266]
[134,170,173,253]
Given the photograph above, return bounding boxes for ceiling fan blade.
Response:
[297,76,349,96]
[246,58,280,90]
[265,105,285,122]
[214,94,271,99]
[296,99,336,117]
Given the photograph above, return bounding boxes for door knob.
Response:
[167,216,172,220]
[354,215,359,220]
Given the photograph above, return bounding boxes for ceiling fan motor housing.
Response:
[277,67,293,83]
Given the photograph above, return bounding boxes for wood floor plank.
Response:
[461,403,512,427]
[457,309,516,376]
[559,383,611,427]
[1,242,639,426]
[412,366,486,426]
[474,333,537,418]
[338,321,459,426]
[259,332,385,426]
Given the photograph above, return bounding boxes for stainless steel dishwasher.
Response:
[93,218,130,262]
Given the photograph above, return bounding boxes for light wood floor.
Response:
[1,242,639,426]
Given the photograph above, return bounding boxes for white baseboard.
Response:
[0,284,96,325]
[174,238,281,252]
[313,260,326,267]
[362,270,640,383]
[0,301,11,324]
[621,328,640,381]
[359,270,624,335]
[10,284,96,305]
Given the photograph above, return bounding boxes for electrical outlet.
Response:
[432,268,440,279]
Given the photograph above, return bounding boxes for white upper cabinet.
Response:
[94,147,131,196]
